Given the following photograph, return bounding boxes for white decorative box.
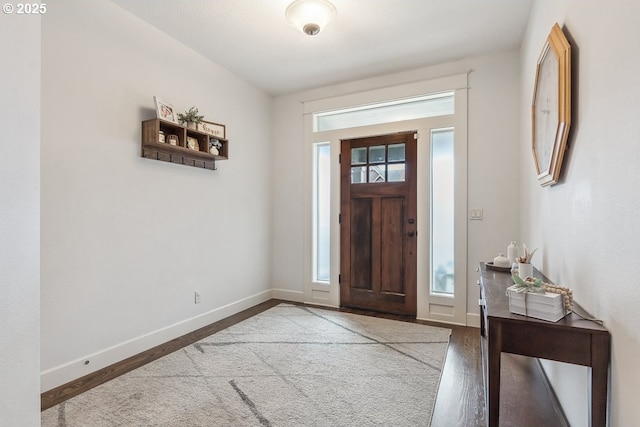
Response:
[506,285,567,322]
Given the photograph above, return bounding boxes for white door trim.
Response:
[302,79,468,325]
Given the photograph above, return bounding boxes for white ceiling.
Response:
[109,0,533,95]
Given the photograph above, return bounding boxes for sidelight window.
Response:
[430,128,455,294]
[313,142,331,283]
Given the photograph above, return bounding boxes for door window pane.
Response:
[351,147,367,165]
[369,146,386,163]
[369,165,386,182]
[351,166,367,184]
[388,144,405,162]
[387,163,405,182]
[431,129,454,294]
[314,143,330,282]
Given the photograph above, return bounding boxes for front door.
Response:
[340,132,417,315]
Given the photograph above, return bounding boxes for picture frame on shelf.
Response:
[186,136,199,151]
[197,120,226,139]
[154,96,177,124]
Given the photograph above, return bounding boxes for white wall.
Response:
[0,11,41,427]
[272,50,521,322]
[40,0,273,390]
[521,2,640,425]
[465,51,521,319]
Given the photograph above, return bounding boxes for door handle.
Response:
[407,230,415,237]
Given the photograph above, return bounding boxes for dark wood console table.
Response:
[479,263,610,427]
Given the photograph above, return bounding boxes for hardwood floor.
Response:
[430,324,486,426]
[42,299,566,426]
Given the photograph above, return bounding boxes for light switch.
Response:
[469,208,483,220]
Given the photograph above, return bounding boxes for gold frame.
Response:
[531,23,571,186]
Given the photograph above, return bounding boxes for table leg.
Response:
[487,320,502,427]
[591,334,610,427]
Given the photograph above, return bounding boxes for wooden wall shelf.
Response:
[141,119,228,170]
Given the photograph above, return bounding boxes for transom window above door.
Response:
[314,92,454,132]
[350,143,405,184]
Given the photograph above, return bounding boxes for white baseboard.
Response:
[414,312,480,328]
[466,312,481,328]
[41,289,273,392]
[271,288,304,302]
[42,288,472,393]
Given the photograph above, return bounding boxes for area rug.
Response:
[41,303,451,426]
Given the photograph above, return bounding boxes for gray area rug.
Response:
[42,303,451,426]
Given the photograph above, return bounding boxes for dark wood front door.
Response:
[340,132,417,315]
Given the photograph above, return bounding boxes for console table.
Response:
[478,263,610,427]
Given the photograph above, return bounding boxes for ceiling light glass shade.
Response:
[285,0,336,36]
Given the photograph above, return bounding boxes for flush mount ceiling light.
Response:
[285,0,336,36]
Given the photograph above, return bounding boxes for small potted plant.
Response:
[177,106,204,129]
[516,245,537,279]
[209,138,222,155]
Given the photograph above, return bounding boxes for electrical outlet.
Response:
[194,291,201,304]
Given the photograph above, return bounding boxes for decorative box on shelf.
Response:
[506,285,568,322]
